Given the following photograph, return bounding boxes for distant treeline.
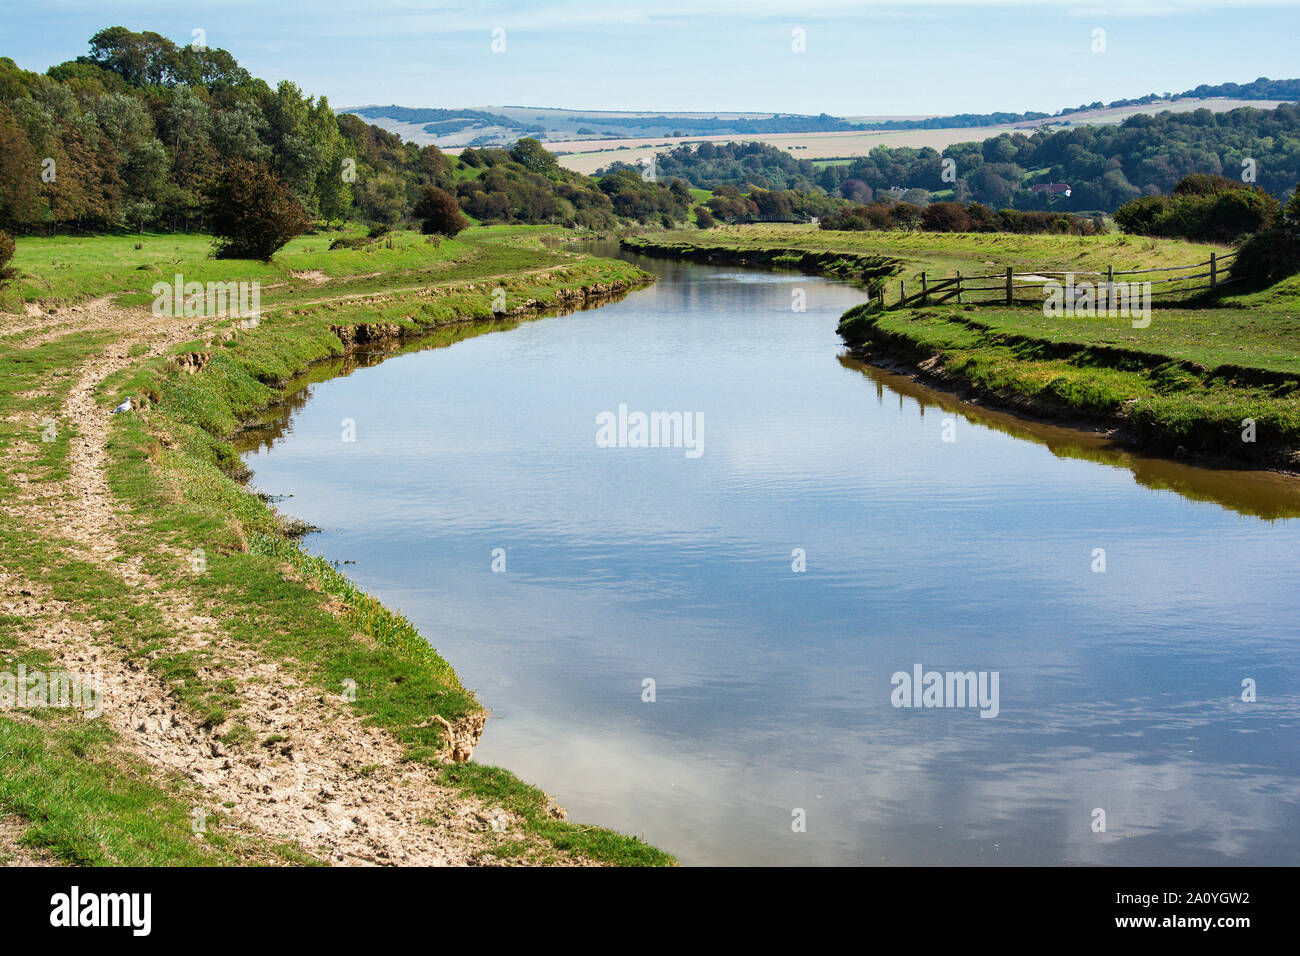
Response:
[601,142,821,192]
[858,76,1300,131]
[355,77,1300,145]
[347,105,545,137]
[626,105,1300,214]
[352,106,861,140]
[693,184,848,226]
[561,112,857,135]
[821,201,1103,235]
[458,140,691,228]
[348,106,520,128]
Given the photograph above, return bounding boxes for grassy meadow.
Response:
[624,224,1229,288]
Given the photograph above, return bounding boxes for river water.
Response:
[239,245,1300,865]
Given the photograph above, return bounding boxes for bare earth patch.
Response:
[0,816,58,867]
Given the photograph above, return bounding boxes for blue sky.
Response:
[4,0,1298,115]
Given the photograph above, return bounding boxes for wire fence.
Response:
[886,249,1240,310]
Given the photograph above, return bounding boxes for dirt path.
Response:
[0,299,584,866]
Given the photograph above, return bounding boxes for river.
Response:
[238,243,1300,865]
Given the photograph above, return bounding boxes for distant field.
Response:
[355,97,1292,159]
[549,97,1293,174]
[553,126,1026,173]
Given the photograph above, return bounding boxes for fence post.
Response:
[1006,267,1013,305]
[956,271,962,305]
[921,272,928,305]
[1210,252,1217,290]
[1107,265,1114,311]
[900,280,906,307]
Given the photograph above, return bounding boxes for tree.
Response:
[694,205,716,228]
[205,159,309,260]
[413,185,467,236]
[0,107,41,227]
[890,201,923,230]
[508,137,557,176]
[1112,195,1167,235]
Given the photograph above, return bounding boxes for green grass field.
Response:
[626,224,1227,287]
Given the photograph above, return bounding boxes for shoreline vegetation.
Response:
[0,224,675,866]
[622,225,1300,474]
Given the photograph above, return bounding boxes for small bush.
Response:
[413,186,468,237]
[329,235,371,251]
[205,160,310,261]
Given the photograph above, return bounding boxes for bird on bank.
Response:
[109,397,132,415]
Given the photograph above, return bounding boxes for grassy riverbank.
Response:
[839,282,1300,470]
[0,225,674,865]
[626,224,1299,471]
[622,224,1228,292]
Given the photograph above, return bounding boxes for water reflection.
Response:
[839,357,1300,521]
[240,250,1300,866]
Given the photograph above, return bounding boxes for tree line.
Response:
[613,105,1300,215]
[0,27,691,237]
[857,76,1300,131]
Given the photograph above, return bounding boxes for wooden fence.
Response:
[887,249,1240,309]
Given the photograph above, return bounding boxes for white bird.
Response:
[109,397,132,415]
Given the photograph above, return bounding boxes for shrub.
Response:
[205,160,310,261]
[1231,228,1300,287]
[0,231,15,289]
[890,202,923,230]
[1115,174,1279,242]
[413,186,469,236]
[1112,195,1168,235]
[1230,183,1300,288]
[694,205,716,228]
[921,201,972,232]
[965,203,1002,232]
[1172,173,1241,197]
